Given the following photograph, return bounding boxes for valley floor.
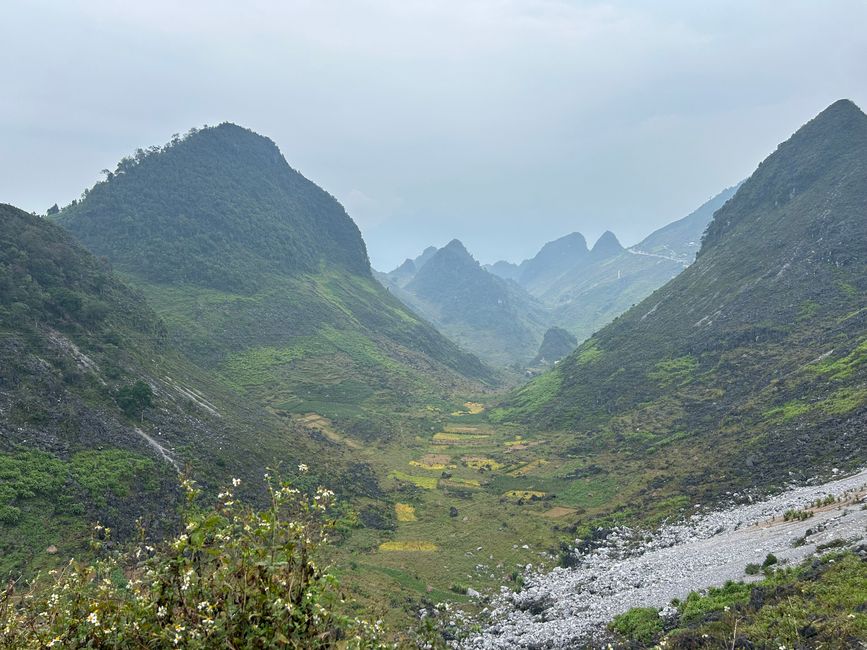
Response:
[464,467,867,648]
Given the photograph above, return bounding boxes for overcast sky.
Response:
[2,1,866,269]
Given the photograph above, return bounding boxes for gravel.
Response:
[462,468,867,649]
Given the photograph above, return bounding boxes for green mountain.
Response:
[56,125,492,415]
[382,239,548,367]
[484,227,688,345]
[542,231,684,339]
[56,123,368,293]
[530,326,577,367]
[631,183,741,264]
[497,99,867,502]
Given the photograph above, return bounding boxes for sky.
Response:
[2,1,866,270]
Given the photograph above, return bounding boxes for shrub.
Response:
[783,508,813,522]
[762,553,778,568]
[609,607,663,644]
[115,380,153,420]
[745,563,761,575]
[0,474,386,649]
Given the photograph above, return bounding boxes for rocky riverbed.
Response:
[462,468,867,649]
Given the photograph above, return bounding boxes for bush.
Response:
[0,474,386,649]
[115,380,153,420]
[762,553,778,568]
[609,607,663,644]
[745,562,761,575]
[0,504,21,525]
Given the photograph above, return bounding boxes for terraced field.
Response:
[329,399,682,626]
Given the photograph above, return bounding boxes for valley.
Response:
[1,98,865,648]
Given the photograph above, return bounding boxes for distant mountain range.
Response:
[378,188,741,367]
[376,240,548,367]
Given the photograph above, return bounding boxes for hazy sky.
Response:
[2,1,866,269]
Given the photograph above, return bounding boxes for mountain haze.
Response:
[381,239,548,367]
[632,184,741,264]
[499,99,867,500]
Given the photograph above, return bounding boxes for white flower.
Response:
[157,606,168,618]
[47,638,61,647]
[86,611,99,625]
[232,477,241,487]
[298,463,309,473]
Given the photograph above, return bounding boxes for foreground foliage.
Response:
[0,475,386,649]
[610,550,867,648]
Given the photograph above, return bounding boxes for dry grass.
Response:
[509,459,549,476]
[395,503,417,522]
[409,453,452,470]
[541,506,577,518]
[503,490,547,500]
[450,401,485,416]
[462,456,503,471]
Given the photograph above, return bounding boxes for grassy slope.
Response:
[611,551,867,648]
[493,100,867,522]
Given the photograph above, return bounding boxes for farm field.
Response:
[321,399,696,626]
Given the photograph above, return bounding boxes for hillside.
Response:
[0,205,194,572]
[631,184,741,264]
[393,240,548,367]
[496,99,867,505]
[514,232,591,295]
[56,124,494,430]
[382,230,683,368]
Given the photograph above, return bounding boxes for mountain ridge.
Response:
[497,98,867,500]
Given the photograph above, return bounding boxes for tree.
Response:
[116,380,153,421]
[46,204,60,216]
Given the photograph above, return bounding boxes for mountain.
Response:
[530,326,577,367]
[632,184,741,263]
[484,259,521,281]
[392,239,548,367]
[541,231,684,339]
[497,99,867,504]
[56,124,491,399]
[515,232,590,295]
[485,227,687,345]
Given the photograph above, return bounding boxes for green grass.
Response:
[807,338,867,379]
[609,607,664,645]
[574,339,602,365]
[679,580,752,623]
[647,355,697,386]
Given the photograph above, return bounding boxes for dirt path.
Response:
[464,469,867,649]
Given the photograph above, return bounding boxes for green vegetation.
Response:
[647,355,697,386]
[609,607,664,644]
[0,477,387,649]
[611,552,867,648]
[56,124,369,293]
[530,326,577,367]
[115,380,153,420]
[493,99,867,506]
[380,239,549,368]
